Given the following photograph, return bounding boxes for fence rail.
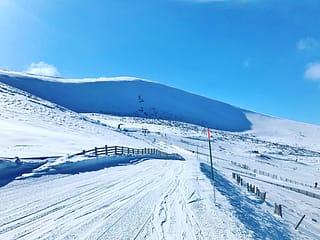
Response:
[68,145,183,160]
[0,147,183,162]
[231,161,317,190]
[232,172,267,201]
[236,172,320,200]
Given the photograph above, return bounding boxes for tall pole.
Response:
[197,145,199,160]
[208,128,216,204]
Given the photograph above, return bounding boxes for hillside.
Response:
[0,77,320,239]
[0,81,147,158]
[0,70,251,132]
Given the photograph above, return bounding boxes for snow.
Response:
[0,82,149,157]
[1,71,320,239]
[0,70,251,132]
[0,69,144,83]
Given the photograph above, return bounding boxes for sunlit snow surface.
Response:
[0,72,320,239]
[0,70,251,132]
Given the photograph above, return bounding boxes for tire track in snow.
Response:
[92,161,183,240]
[159,194,169,239]
[0,160,174,240]
[34,169,167,239]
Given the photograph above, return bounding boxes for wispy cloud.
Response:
[24,61,59,77]
[305,62,320,81]
[297,37,319,51]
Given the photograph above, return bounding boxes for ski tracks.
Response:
[0,153,252,240]
[0,159,185,240]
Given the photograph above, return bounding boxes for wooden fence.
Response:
[68,145,183,160]
[232,172,267,202]
[237,172,320,200]
[230,161,317,189]
[0,146,183,162]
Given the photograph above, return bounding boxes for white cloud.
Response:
[25,61,59,77]
[305,62,320,81]
[297,37,319,51]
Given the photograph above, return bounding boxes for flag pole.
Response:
[208,128,216,204]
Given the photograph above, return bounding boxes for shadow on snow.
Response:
[0,160,45,187]
[0,155,184,187]
[200,162,292,240]
[37,155,184,176]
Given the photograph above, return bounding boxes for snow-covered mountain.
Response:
[1,70,320,150]
[0,70,251,132]
[1,70,320,239]
[0,81,147,158]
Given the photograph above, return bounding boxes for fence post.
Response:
[262,192,266,201]
[115,146,118,155]
[15,157,21,165]
[295,215,306,230]
[121,146,124,155]
[274,204,283,218]
[105,145,108,155]
[95,147,98,156]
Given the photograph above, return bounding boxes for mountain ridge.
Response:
[0,70,252,132]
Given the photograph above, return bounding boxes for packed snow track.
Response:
[0,153,252,240]
[0,158,179,239]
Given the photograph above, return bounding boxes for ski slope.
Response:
[0,82,147,158]
[1,72,320,239]
[0,70,251,132]
[0,152,254,240]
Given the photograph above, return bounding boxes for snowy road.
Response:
[0,155,250,240]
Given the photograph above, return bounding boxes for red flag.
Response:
[207,128,211,139]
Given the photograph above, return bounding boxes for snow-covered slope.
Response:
[0,81,148,158]
[1,76,320,239]
[0,70,251,132]
[246,113,320,152]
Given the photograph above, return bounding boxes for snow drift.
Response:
[0,70,251,132]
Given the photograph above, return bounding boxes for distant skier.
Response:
[315,182,318,188]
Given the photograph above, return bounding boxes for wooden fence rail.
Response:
[232,172,267,202]
[68,145,183,160]
[236,172,320,200]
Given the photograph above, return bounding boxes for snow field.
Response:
[0,74,320,239]
[0,154,252,240]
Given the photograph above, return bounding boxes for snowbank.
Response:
[0,158,45,186]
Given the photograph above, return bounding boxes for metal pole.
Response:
[197,145,199,160]
[208,130,216,204]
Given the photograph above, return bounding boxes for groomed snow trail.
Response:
[0,155,251,240]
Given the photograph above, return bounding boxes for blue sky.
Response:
[1,0,320,125]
